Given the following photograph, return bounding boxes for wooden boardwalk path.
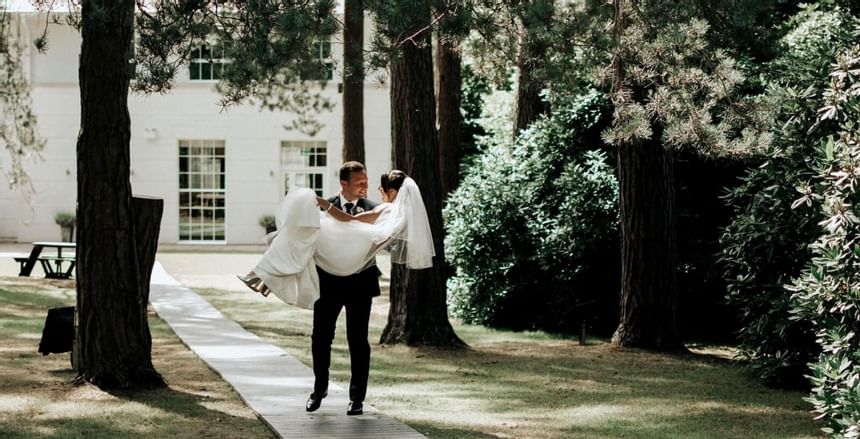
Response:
[149,263,426,439]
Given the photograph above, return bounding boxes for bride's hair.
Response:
[381,170,407,192]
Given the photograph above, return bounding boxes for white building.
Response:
[1,6,392,244]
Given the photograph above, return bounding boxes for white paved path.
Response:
[149,262,425,439]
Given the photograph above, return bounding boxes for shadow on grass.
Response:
[193,286,820,439]
[370,343,817,437]
[0,283,275,439]
[409,421,504,439]
[108,385,272,428]
[2,405,270,439]
[564,405,820,439]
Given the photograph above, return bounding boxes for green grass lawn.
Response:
[0,278,274,439]
[196,286,823,439]
[0,274,823,439]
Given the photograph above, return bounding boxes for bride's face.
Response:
[379,187,398,203]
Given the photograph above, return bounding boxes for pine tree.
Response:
[605,0,768,350]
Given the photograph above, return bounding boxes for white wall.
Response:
[2,13,392,244]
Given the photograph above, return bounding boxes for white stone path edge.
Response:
[149,262,426,439]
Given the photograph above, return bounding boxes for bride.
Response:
[237,170,434,309]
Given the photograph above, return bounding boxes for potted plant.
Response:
[54,211,76,242]
[259,214,276,234]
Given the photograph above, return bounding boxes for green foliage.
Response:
[445,90,619,332]
[53,211,75,227]
[604,5,770,154]
[461,2,521,89]
[720,5,859,388]
[0,8,45,196]
[465,1,609,104]
[458,64,490,167]
[787,43,860,439]
[364,0,435,69]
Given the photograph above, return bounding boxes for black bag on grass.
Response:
[38,306,74,355]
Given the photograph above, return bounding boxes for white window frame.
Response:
[281,141,328,197]
[178,140,226,243]
[189,43,229,81]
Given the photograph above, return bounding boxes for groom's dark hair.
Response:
[339,161,366,182]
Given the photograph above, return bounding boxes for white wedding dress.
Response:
[253,177,434,309]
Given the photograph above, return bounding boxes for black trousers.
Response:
[311,266,379,402]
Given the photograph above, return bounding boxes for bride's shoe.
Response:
[259,284,271,297]
[237,273,262,291]
[237,273,272,298]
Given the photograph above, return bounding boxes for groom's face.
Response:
[341,171,368,200]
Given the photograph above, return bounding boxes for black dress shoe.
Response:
[306,391,327,412]
[346,400,363,416]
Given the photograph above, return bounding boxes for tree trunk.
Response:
[381,7,464,348]
[132,195,164,360]
[513,54,546,135]
[435,38,462,200]
[74,0,165,389]
[610,143,685,351]
[608,0,683,352]
[513,0,552,136]
[342,0,365,163]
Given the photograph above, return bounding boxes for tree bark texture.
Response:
[514,54,546,135]
[132,195,164,359]
[342,0,365,163]
[610,143,684,351]
[435,38,462,200]
[74,0,165,389]
[381,9,464,347]
[513,0,552,136]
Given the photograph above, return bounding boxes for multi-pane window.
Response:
[281,141,327,196]
[189,44,227,81]
[300,40,333,81]
[179,140,226,241]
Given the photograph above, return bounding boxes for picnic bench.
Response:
[14,241,76,279]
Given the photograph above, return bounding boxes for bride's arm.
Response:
[353,210,383,224]
[317,197,383,224]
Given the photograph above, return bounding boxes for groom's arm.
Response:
[317,197,383,224]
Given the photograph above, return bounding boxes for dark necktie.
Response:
[344,202,354,214]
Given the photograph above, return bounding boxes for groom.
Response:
[306,161,380,416]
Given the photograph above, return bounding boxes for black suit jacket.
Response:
[327,195,378,217]
[316,195,381,297]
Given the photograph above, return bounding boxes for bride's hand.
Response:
[316,197,331,210]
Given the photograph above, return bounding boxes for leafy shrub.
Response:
[258,214,276,232]
[445,90,619,334]
[789,45,860,438]
[53,212,76,227]
[719,6,858,387]
[788,43,860,439]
